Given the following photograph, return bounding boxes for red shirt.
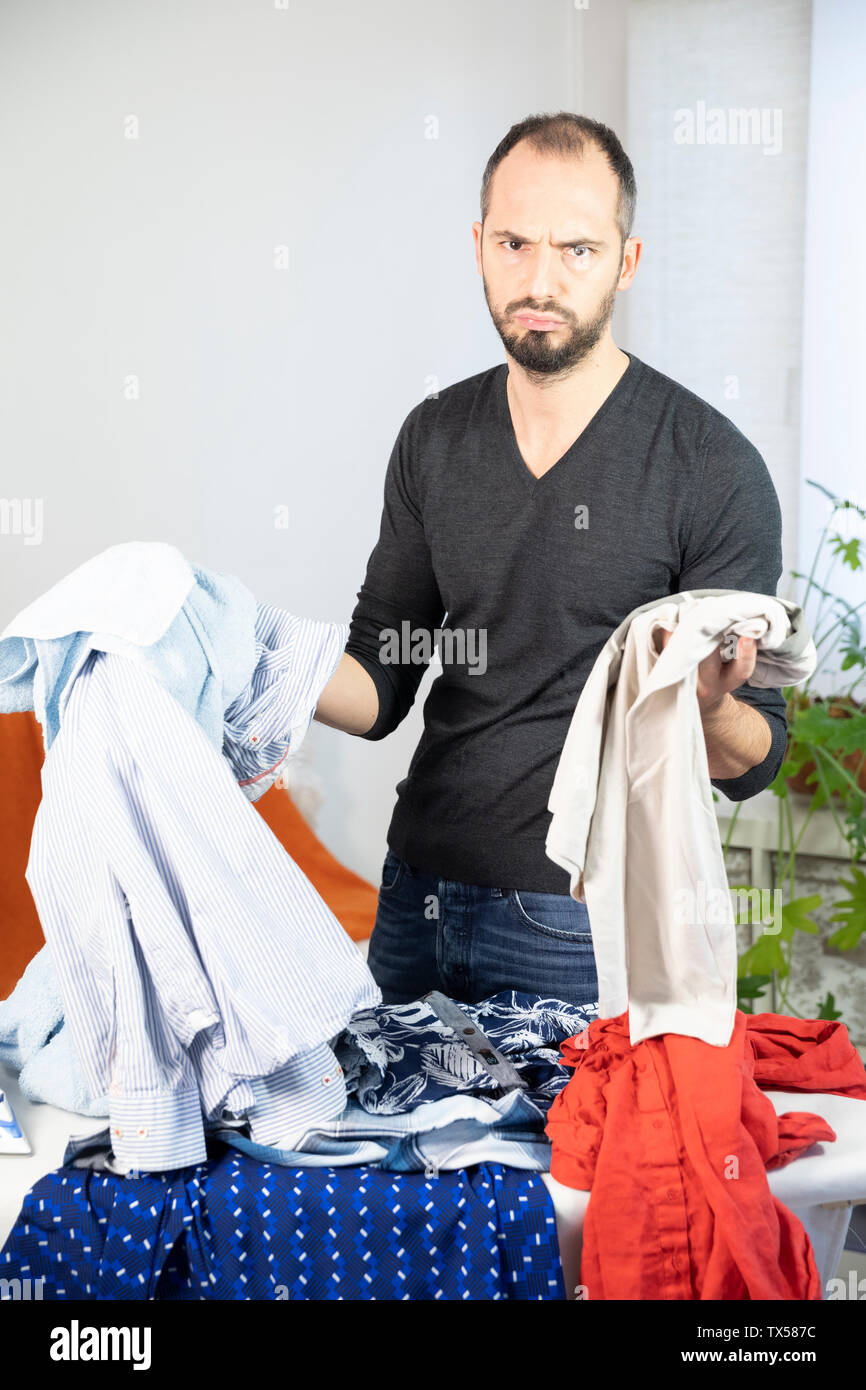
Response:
[545,1010,866,1299]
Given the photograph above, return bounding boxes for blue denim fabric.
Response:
[367,850,600,1007]
[210,1094,551,1175]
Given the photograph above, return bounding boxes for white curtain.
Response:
[797,0,866,689]
[625,0,812,587]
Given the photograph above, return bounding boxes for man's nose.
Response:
[522,243,563,305]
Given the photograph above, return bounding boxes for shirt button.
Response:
[113,1127,124,1139]
[670,1254,680,1270]
[667,1189,677,1201]
[321,1075,331,1085]
[652,1119,663,1129]
[138,1127,148,1138]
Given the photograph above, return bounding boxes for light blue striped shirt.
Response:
[25,637,381,1172]
[223,603,350,801]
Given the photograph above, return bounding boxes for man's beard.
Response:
[483,271,620,379]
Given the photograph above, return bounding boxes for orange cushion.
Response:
[0,713,47,1000]
[0,710,376,1000]
[254,784,378,945]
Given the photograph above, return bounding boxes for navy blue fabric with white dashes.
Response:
[1,1146,564,1300]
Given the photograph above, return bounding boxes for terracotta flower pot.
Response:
[785,694,866,797]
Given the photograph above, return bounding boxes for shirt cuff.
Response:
[244,1042,348,1149]
[108,1088,208,1171]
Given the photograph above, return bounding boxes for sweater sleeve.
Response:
[676,415,788,802]
[344,401,446,740]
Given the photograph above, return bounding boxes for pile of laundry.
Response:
[3,547,865,1303]
[0,541,594,1179]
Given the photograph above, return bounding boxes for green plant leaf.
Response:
[727,883,778,929]
[815,991,844,1021]
[737,974,773,1000]
[779,894,822,940]
[737,973,773,1014]
[815,715,866,757]
[737,933,787,978]
[826,866,866,950]
[812,750,854,802]
[790,702,844,745]
[842,801,866,860]
[829,534,863,572]
[838,609,866,670]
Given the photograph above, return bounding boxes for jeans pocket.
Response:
[508,889,592,940]
[379,850,406,895]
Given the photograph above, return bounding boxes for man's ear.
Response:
[617,236,642,290]
[472,221,483,276]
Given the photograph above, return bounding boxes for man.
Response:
[313,112,786,1007]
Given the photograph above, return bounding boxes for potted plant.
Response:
[722,480,866,1025]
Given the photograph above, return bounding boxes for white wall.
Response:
[0,0,582,884]
[2,1,834,887]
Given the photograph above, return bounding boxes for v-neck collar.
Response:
[498,353,639,492]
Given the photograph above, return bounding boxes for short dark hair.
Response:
[479,111,637,245]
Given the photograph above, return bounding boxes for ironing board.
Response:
[545,1088,866,1296]
[3,1064,865,1298]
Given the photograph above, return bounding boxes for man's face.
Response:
[473,141,634,376]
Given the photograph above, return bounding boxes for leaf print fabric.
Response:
[335,990,598,1115]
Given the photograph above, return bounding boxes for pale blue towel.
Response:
[0,540,258,750]
[0,946,108,1116]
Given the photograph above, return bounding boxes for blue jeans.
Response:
[367,849,599,1008]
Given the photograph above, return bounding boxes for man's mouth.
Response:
[513,312,565,330]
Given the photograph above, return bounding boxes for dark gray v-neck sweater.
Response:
[345,352,788,893]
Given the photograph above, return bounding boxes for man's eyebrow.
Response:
[489,228,606,249]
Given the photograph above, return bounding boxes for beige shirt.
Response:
[545,589,817,1048]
